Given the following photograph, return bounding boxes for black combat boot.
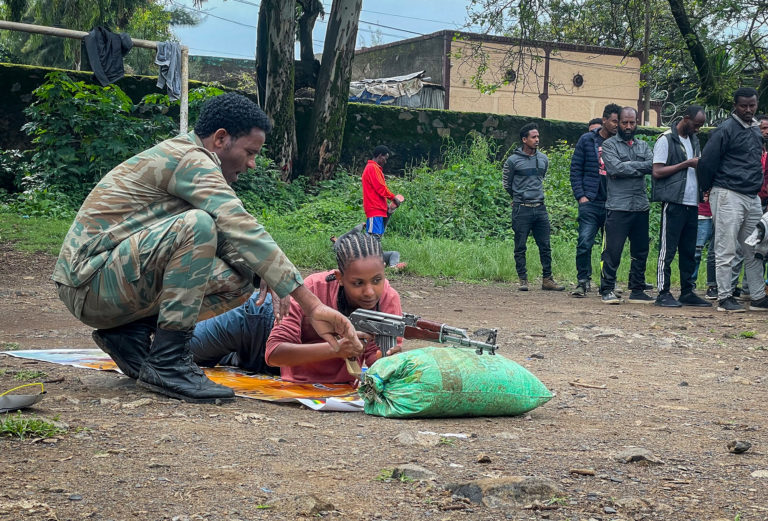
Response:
[92,315,157,379]
[137,328,235,404]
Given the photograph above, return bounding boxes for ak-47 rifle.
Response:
[349,309,498,359]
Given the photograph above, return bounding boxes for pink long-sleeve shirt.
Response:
[265,271,402,384]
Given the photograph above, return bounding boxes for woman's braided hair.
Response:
[326,232,383,282]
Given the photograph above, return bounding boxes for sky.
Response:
[170,0,481,60]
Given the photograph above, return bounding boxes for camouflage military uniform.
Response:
[53,132,303,331]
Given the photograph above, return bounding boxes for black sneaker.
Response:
[571,282,587,298]
[678,292,712,307]
[705,286,718,300]
[654,292,682,307]
[601,291,622,304]
[643,282,654,291]
[733,286,743,298]
[519,279,529,291]
[628,290,654,304]
[748,296,768,312]
[717,297,745,313]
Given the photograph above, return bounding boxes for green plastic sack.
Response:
[359,346,553,418]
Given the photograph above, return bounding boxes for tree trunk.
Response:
[297,0,322,64]
[255,3,268,107]
[301,0,362,183]
[665,0,714,99]
[260,0,297,180]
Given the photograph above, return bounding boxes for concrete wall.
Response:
[352,34,445,85]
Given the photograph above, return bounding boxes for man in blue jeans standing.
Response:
[569,103,621,296]
[503,123,564,292]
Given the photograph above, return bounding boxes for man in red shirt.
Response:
[362,145,404,237]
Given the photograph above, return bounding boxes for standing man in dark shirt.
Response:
[503,123,564,292]
[569,103,621,297]
[698,87,768,312]
[651,105,711,308]
[599,107,654,304]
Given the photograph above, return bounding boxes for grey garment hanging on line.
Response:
[155,42,182,101]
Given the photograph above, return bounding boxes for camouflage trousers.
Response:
[57,210,253,331]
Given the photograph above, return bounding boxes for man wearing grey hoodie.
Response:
[503,123,564,292]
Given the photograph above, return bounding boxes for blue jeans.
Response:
[692,218,715,286]
[188,292,279,374]
[575,201,606,282]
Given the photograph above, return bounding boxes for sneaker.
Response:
[748,295,768,311]
[717,296,745,313]
[585,280,592,293]
[519,279,529,291]
[542,277,565,291]
[654,292,682,307]
[571,282,587,298]
[705,286,718,300]
[628,290,654,304]
[390,262,408,271]
[678,292,713,307]
[613,288,624,296]
[601,291,622,304]
[733,286,743,298]
[643,282,654,291]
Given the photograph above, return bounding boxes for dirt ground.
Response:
[1,245,767,521]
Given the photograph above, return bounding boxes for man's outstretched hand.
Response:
[290,285,363,355]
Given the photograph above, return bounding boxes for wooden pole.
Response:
[0,20,190,132]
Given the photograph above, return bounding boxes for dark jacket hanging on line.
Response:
[83,26,133,87]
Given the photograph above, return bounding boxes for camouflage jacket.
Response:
[52,131,303,297]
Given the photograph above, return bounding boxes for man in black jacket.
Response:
[651,105,711,308]
[569,103,621,297]
[699,87,768,313]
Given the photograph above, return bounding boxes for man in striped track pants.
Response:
[651,105,711,308]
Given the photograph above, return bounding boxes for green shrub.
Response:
[19,72,224,206]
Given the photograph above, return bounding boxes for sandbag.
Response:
[359,347,553,418]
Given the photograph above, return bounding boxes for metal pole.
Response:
[0,20,190,131]
[643,0,651,124]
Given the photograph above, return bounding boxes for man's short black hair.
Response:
[684,105,705,119]
[372,145,391,158]
[194,93,272,139]
[519,122,538,140]
[588,117,602,127]
[602,103,622,119]
[733,87,758,102]
[756,114,768,122]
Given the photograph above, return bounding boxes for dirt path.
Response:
[1,247,767,521]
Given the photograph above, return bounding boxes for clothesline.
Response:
[0,20,190,133]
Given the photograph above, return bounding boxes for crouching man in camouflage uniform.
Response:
[52,93,362,403]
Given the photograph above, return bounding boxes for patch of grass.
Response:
[255,504,273,510]
[738,331,757,339]
[13,370,47,381]
[0,413,66,440]
[546,496,568,506]
[0,369,6,376]
[397,474,414,484]
[0,213,71,255]
[1,342,22,351]
[375,469,393,481]
[754,345,768,351]
[438,437,455,446]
